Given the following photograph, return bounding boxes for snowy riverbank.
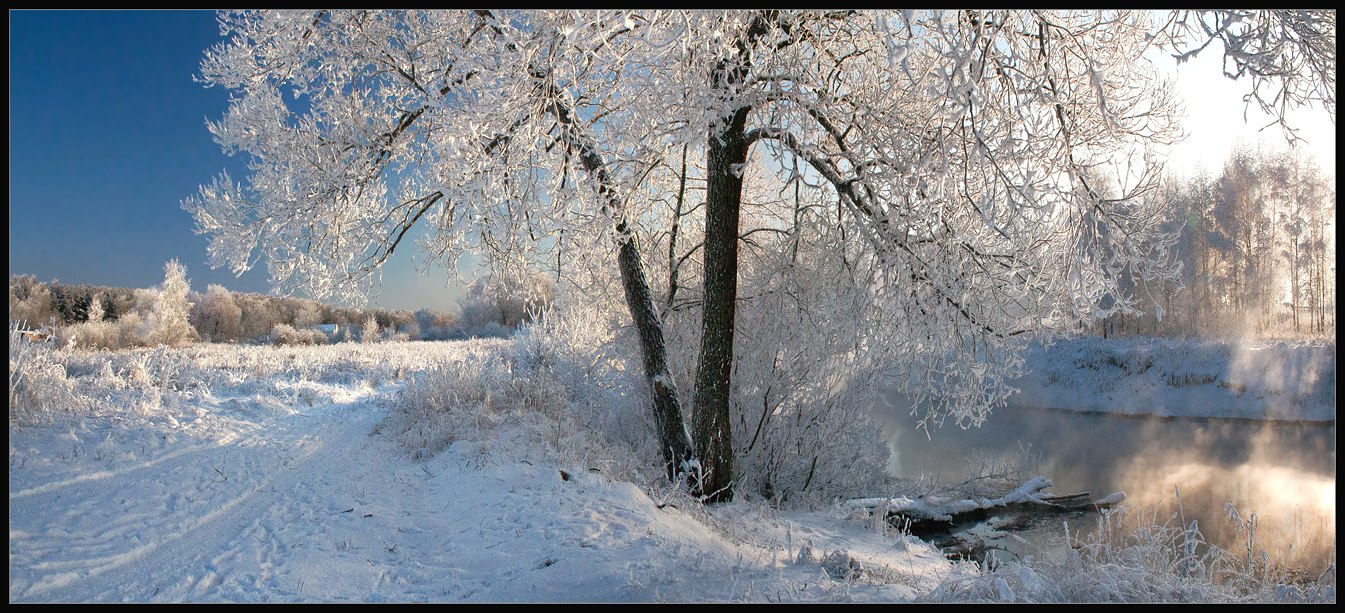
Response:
[1009,337,1336,423]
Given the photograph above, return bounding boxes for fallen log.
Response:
[847,476,1126,560]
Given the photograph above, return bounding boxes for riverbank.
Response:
[1008,337,1336,422]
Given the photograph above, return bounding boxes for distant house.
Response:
[312,323,340,340]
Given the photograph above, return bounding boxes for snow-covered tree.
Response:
[9,275,55,328]
[361,314,381,344]
[87,292,105,323]
[235,293,283,341]
[1143,148,1336,338]
[190,283,243,342]
[414,308,459,341]
[184,10,1334,500]
[459,272,555,332]
[138,259,199,347]
[291,299,324,328]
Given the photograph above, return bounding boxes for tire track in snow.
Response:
[9,430,256,500]
[9,396,386,603]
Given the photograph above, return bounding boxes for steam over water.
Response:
[880,405,1336,574]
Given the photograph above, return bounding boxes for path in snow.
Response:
[9,393,395,602]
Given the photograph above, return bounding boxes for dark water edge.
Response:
[1004,404,1335,427]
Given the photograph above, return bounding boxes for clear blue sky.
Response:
[8,10,465,312]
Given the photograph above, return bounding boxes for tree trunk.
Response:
[690,12,775,502]
[614,223,697,483]
[693,107,752,503]
[540,75,697,484]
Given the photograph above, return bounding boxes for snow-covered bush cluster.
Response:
[382,302,649,481]
[55,319,139,351]
[270,323,328,346]
[9,325,84,426]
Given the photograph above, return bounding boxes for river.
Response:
[881,405,1336,576]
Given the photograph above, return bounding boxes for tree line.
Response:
[1097,147,1335,339]
[9,264,554,349]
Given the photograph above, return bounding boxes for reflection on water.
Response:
[880,404,1336,573]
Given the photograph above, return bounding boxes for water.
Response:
[881,406,1336,574]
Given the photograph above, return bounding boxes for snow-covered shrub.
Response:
[513,302,648,453]
[117,347,189,413]
[382,309,647,480]
[56,311,159,351]
[384,346,564,459]
[270,323,328,346]
[9,325,83,425]
[114,312,146,348]
[710,219,895,505]
[56,320,120,350]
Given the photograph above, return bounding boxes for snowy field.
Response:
[8,334,1336,603]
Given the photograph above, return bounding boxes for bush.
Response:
[57,321,120,350]
[386,343,577,454]
[56,316,150,351]
[9,325,83,425]
[270,323,329,346]
[381,305,647,480]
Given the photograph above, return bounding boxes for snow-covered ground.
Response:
[1010,337,1336,422]
[8,335,1336,603]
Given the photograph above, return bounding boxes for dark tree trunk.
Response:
[614,223,697,483]
[694,107,752,503]
[689,12,775,503]
[539,73,697,484]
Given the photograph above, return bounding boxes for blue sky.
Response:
[9,10,1334,312]
[8,10,465,311]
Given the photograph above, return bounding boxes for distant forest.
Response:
[10,267,554,350]
[1096,146,1334,338]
